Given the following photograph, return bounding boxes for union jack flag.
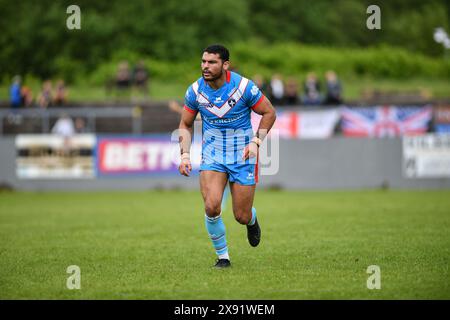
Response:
[341,106,432,137]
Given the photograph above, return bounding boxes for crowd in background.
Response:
[253,71,343,106]
[7,75,91,131]
[105,60,150,98]
[9,76,68,109]
[8,60,150,110]
[51,113,89,137]
[8,67,341,112]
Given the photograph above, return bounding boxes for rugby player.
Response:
[178,44,276,268]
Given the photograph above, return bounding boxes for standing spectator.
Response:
[21,85,34,107]
[302,72,322,106]
[284,77,300,105]
[8,75,23,124]
[37,80,53,108]
[116,61,131,90]
[269,74,285,105]
[324,70,343,105]
[132,60,150,96]
[53,79,68,106]
[9,75,22,109]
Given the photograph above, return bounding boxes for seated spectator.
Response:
[324,71,343,105]
[21,85,34,107]
[37,80,53,108]
[132,60,150,95]
[9,75,22,109]
[53,79,68,106]
[269,74,285,105]
[284,77,300,105]
[302,72,322,106]
[252,74,269,97]
[52,113,75,157]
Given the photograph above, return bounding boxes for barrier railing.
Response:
[0,107,142,135]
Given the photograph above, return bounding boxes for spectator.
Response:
[53,79,68,106]
[74,117,89,133]
[21,85,34,107]
[9,75,22,109]
[116,61,131,90]
[324,70,343,105]
[269,74,285,105]
[168,100,202,122]
[168,100,183,115]
[284,77,300,105]
[302,72,322,105]
[132,60,150,95]
[37,80,53,108]
[52,113,75,157]
[52,113,75,137]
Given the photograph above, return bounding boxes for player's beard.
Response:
[202,68,224,82]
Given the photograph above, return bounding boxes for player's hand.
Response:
[242,141,258,160]
[168,100,182,114]
[179,157,192,176]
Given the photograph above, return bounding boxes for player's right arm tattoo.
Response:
[178,111,195,156]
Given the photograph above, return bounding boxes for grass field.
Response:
[0,190,449,299]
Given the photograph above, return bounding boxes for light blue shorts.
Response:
[200,158,259,186]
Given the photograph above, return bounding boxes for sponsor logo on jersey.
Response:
[199,102,213,109]
[204,111,247,124]
[251,85,259,96]
[228,99,236,107]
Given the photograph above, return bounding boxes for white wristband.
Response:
[181,152,190,160]
[251,137,262,146]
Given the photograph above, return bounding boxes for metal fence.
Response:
[0,107,143,135]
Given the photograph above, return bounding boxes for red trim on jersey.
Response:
[226,70,231,83]
[254,152,259,183]
[183,105,197,114]
[251,95,265,110]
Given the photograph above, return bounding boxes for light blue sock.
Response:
[205,214,229,260]
[248,207,257,226]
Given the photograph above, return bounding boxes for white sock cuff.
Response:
[205,212,222,222]
[218,252,229,260]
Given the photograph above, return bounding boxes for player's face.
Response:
[201,52,227,81]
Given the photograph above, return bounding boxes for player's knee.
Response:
[205,203,221,217]
[234,211,250,225]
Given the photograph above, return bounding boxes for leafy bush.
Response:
[231,41,450,80]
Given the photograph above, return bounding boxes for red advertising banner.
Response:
[97,136,201,176]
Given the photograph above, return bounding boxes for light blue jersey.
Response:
[184,71,264,169]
